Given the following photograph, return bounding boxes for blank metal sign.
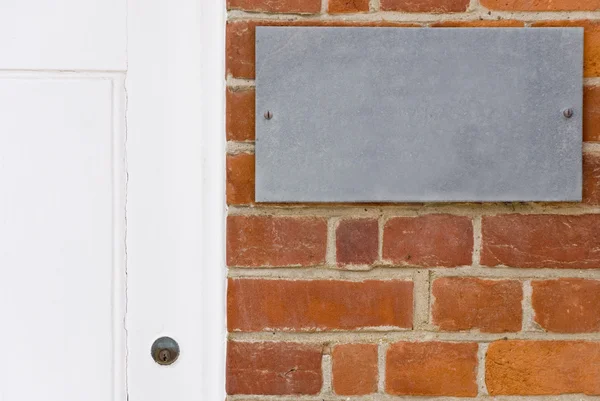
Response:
[255,27,583,202]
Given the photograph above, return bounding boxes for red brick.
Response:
[381,0,469,12]
[227,342,323,395]
[533,21,600,77]
[227,154,255,205]
[226,21,256,79]
[227,0,321,13]
[486,340,600,395]
[226,88,255,141]
[432,278,522,333]
[227,215,327,267]
[481,0,600,11]
[226,20,420,79]
[532,279,600,333]
[332,344,378,395]
[584,152,600,205]
[481,214,600,269]
[584,86,600,141]
[431,20,525,27]
[386,342,478,396]
[228,279,413,331]
[383,215,473,267]
[329,0,370,13]
[336,219,378,266]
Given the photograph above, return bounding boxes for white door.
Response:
[0,1,224,400]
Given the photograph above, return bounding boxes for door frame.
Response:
[126,0,226,399]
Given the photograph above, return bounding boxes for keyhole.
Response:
[159,349,170,362]
[151,336,179,365]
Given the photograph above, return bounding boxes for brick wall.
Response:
[225,0,600,398]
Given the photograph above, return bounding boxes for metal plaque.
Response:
[255,27,583,202]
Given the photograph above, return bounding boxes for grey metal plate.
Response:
[255,27,583,202]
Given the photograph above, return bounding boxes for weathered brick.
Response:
[227,342,323,395]
[226,88,255,141]
[481,214,600,269]
[227,215,327,267]
[329,0,370,13]
[228,279,413,331]
[227,0,321,13]
[432,277,522,333]
[336,218,378,266]
[332,344,378,395]
[226,20,420,79]
[584,86,600,142]
[584,152,600,205]
[227,153,254,205]
[481,0,600,10]
[383,215,473,267]
[381,0,469,12]
[532,279,600,333]
[224,9,600,399]
[533,21,600,77]
[386,342,478,396]
[431,20,525,27]
[226,21,256,79]
[486,340,600,395]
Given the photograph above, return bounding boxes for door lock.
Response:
[151,336,180,366]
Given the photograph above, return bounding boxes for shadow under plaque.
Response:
[255,27,583,203]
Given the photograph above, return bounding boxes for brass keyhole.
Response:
[159,349,171,362]
[151,337,180,366]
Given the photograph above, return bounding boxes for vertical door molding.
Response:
[126,0,226,399]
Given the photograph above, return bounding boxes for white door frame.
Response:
[126,0,226,399]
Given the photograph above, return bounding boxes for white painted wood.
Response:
[198,1,227,398]
[0,0,126,71]
[0,74,126,401]
[126,0,226,399]
[0,0,226,399]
